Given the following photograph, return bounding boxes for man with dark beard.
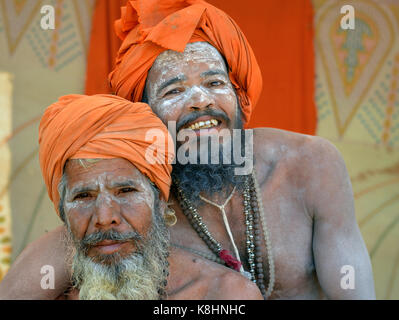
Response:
[107,0,376,299]
[0,94,262,300]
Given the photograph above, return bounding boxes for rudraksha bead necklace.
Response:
[173,169,275,299]
[157,243,170,300]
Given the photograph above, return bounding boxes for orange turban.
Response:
[109,0,262,126]
[39,94,174,216]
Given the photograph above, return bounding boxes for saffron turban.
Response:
[109,0,262,126]
[39,94,174,216]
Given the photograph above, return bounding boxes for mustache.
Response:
[79,229,142,248]
[176,109,230,132]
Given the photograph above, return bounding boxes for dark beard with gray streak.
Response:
[172,110,248,206]
[64,198,170,300]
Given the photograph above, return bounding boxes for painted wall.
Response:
[313,0,399,300]
[0,0,95,277]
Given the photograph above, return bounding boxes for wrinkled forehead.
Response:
[64,158,152,191]
[149,42,228,81]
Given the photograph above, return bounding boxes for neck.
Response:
[172,170,275,299]
[199,186,236,210]
[172,170,246,207]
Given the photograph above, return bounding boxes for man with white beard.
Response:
[59,158,170,300]
[0,94,262,300]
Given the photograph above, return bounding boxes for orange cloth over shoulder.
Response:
[39,94,174,216]
[109,0,262,126]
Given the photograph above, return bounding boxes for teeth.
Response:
[187,119,219,130]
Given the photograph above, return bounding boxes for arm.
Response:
[205,271,263,300]
[167,248,263,300]
[307,137,375,299]
[0,225,71,300]
[168,272,263,300]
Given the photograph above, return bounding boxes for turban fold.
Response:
[109,0,262,126]
[39,94,174,216]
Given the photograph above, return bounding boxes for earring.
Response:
[164,205,177,227]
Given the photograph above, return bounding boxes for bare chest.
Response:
[169,170,321,299]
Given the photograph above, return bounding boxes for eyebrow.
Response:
[70,185,97,197]
[200,69,228,78]
[69,180,139,196]
[108,179,139,189]
[157,75,187,95]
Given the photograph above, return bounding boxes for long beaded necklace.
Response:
[199,186,252,279]
[173,169,275,299]
[157,245,170,300]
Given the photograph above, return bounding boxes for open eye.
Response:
[73,192,91,201]
[118,187,136,195]
[164,88,182,97]
[208,80,224,87]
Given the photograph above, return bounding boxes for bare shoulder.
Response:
[167,247,262,300]
[0,225,69,299]
[252,127,346,183]
[253,127,342,163]
[252,128,351,220]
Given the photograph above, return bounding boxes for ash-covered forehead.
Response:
[145,42,229,100]
[64,158,154,196]
[150,42,228,77]
[155,42,226,67]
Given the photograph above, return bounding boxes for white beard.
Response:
[72,252,161,300]
[65,214,169,300]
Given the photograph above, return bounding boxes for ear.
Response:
[158,200,167,214]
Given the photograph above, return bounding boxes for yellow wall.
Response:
[314,0,399,299]
[0,0,95,277]
[0,72,12,279]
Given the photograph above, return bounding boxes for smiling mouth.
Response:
[184,118,221,131]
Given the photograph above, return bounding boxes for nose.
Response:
[186,86,214,111]
[94,195,121,229]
